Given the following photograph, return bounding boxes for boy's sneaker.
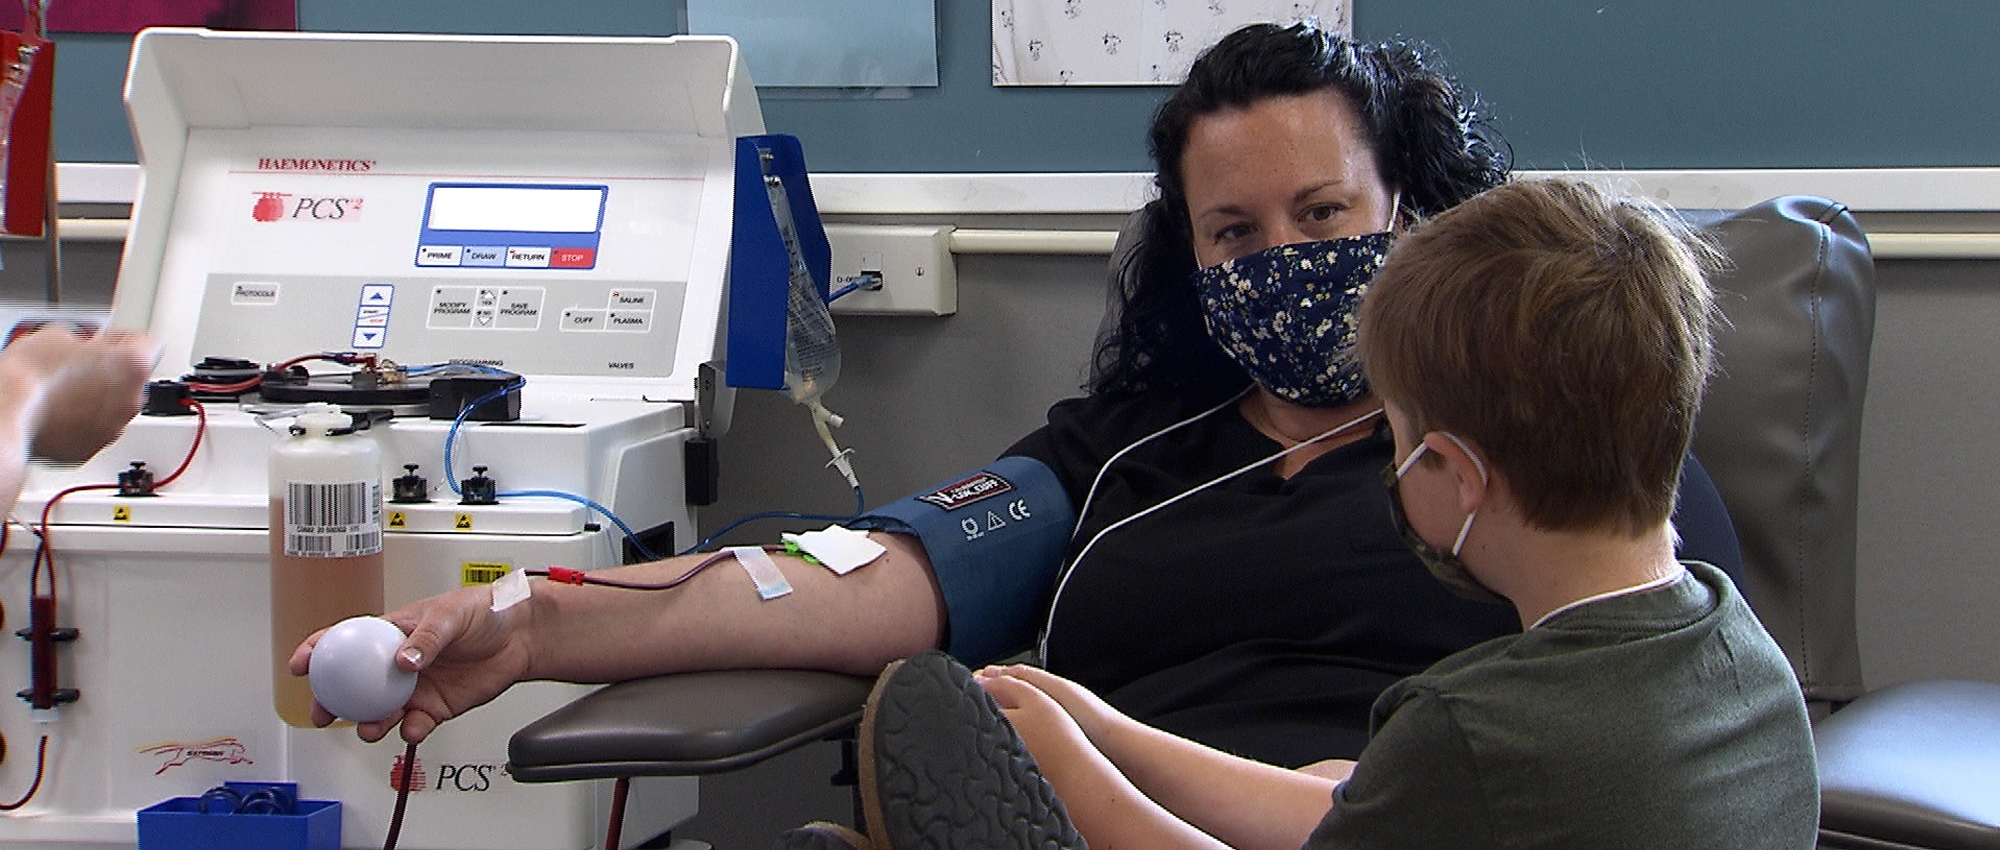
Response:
[773,821,876,850]
[857,650,1087,850]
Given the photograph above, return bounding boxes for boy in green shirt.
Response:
[783,178,1818,850]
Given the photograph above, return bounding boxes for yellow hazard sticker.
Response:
[453,513,473,531]
[112,505,132,522]
[387,511,407,529]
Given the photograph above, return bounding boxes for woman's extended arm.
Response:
[292,531,947,743]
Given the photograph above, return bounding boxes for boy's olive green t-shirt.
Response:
[1305,560,1818,850]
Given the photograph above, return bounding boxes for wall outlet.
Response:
[825,223,956,315]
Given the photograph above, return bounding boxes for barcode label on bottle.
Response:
[284,480,383,558]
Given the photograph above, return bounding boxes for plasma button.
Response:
[606,311,652,332]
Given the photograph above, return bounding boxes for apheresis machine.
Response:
[0,29,776,849]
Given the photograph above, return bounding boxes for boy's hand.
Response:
[3,326,158,462]
[974,668,1100,775]
[977,663,1131,748]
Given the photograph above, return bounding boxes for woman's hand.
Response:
[290,584,534,744]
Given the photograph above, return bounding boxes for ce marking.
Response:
[962,499,1033,541]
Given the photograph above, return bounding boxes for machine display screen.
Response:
[417,183,607,270]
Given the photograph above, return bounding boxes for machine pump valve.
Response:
[460,466,499,506]
[117,461,157,497]
[392,464,431,504]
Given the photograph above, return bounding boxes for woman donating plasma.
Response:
[293,21,1742,768]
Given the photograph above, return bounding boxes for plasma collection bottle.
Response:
[269,402,386,727]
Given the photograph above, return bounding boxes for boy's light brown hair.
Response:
[1358,178,1722,535]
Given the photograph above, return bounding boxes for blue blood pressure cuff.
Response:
[846,455,1073,664]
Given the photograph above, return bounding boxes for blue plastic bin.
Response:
[137,781,340,850]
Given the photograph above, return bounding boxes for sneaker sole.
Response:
[858,651,1086,850]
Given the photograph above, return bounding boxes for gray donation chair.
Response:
[1691,195,2000,849]
[503,195,2000,849]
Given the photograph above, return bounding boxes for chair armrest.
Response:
[507,669,875,782]
[1815,679,2000,849]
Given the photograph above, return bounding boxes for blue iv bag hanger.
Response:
[724,133,831,392]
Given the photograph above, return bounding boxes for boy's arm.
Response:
[981,671,1233,850]
[982,666,1337,850]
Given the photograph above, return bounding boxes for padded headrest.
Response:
[1691,195,1875,706]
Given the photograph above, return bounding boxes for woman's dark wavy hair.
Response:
[1089,22,1512,404]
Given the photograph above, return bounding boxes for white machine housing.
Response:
[0,29,762,850]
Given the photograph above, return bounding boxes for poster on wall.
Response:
[0,1,297,34]
[689,0,938,88]
[993,0,1349,86]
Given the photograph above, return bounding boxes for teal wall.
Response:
[43,1,2000,172]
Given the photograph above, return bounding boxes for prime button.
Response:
[417,245,462,266]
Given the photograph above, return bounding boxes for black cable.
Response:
[383,740,417,850]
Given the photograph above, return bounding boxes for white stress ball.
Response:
[309,616,418,723]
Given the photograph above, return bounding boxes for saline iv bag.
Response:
[758,145,857,490]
